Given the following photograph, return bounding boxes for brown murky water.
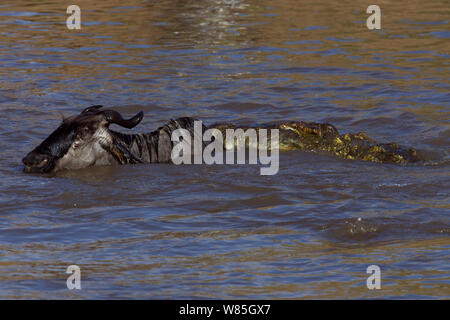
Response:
[0,0,449,299]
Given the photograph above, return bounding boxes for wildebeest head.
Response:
[22,105,143,173]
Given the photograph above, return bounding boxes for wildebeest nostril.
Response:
[22,154,33,165]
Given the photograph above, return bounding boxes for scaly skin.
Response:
[211,121,419,164]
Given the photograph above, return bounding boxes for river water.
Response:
[0,0,449,299]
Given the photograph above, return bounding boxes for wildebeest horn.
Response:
[103,109,144,129]
[82,105,103,113]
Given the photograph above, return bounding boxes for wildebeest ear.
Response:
[82,105,103,114]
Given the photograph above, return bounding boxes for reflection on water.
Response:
[0,0,449,298]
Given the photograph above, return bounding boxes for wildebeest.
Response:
[22,105,419,173]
